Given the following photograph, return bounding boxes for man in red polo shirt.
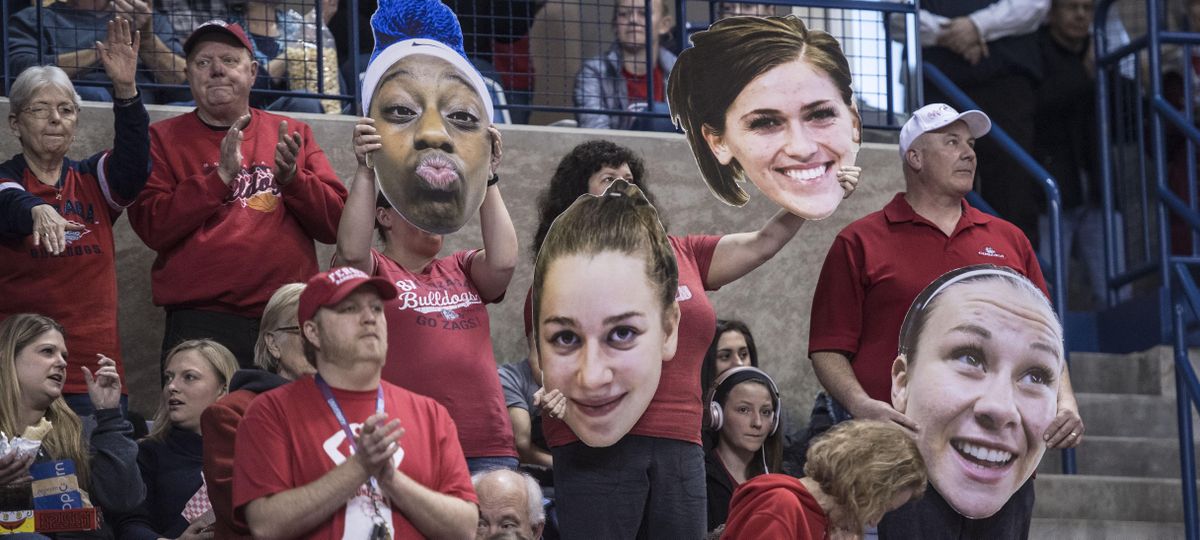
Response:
[807,103,1083,447]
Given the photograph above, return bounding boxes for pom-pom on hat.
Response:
[361,0,493,121]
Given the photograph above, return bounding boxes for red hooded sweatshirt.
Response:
[721,474,829,540]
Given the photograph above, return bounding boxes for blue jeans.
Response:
[551,436,705,540]
[466,456,519,475]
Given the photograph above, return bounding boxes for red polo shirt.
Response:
[808,194,1047,403]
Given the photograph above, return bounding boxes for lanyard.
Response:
[314,374,385,494]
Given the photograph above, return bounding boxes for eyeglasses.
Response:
[21,104,78,120]
[273,326,301,335]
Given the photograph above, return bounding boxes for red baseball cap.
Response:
[183,20,255,57]
[298,267,398,325]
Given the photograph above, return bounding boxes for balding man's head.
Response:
[472,469,545,540]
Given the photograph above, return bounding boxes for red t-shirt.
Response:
[0,154,125,394]
[373,249,515,459]
[809,194,1048,403]
[543,235,721,447]
[233,376,476,539]
[128,109,347,316]
[721,474,827,540]
[624,65,665,103]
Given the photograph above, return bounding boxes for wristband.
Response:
[113,91,141,107]
[488,174,500,187]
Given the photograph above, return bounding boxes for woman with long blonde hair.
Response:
[113,339,238,539]
[0,313,143,536]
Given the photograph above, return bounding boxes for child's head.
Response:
[533,180,679,447]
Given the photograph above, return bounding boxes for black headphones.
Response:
[706,366,782,436]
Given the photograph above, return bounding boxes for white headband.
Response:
[360,38,494,123]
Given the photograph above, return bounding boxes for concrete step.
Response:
[1076,393,1194,438]
[1034,474,1191,523]
[1030,518,1184,539]
[1038,436,1200,478]
[1067,351,1164,395]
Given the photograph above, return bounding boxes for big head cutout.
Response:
[532,180,680,447]
[668,15,860,220]
[362,0,496,235]
[891,265,1063,519]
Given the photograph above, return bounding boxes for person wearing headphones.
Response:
[703,366,783,533]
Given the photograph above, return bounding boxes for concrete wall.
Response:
[0,99,905,424]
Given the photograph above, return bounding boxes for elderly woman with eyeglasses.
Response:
[0,17,151,417]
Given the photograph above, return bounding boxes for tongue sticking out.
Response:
[416,162,459,190]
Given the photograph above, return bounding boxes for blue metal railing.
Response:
[923,62,1076,475]
[1095,0,1200,534]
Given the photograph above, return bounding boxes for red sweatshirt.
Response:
[722,474,828,540]
[127,109,347,316]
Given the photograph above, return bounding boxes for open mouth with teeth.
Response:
[47,373,65,384]
[951,439,1019,484]
[168,399,185,409]
[778,164,830,184]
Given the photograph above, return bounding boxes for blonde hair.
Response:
[804,420,926,530]
[148,339,238,440]
[254,283,306,373]
[0,314,90,487]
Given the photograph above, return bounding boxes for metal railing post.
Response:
[1175,302,1199,540]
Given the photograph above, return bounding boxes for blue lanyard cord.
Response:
[314,374,386,497]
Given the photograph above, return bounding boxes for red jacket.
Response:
[201,370,288,539]
[722,474,828,540]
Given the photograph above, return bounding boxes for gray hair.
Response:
[8,66,81,114]
[471,469,546,525]
[254,283,306,373]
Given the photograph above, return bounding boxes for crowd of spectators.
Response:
[0,0,1167,538]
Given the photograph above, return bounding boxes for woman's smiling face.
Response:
[370,54,492,234]
[538,250,679,447]
[703,57,857,220]
[892,279,1062,518]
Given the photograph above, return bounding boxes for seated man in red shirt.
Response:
[232,267,477,539]
[573,0,676,130]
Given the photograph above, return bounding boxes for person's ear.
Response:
[487,125,503,177]
[375,206,393,231]
[905,147,922,172]
[8,114,19,138]
[249,57,259,79]
[702,124,734,166]
[661,301,682,362]
[850,101,862,144]
[532,520,545,540]
[302,319,320,351]
[891,354,910,412]
[264,331,282,359]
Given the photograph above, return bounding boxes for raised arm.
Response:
[334,118,383,273]
[470,127,517,301]
[706,210,805,289]
[95,17,152,205]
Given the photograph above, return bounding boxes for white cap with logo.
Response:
[899,103,992,157]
